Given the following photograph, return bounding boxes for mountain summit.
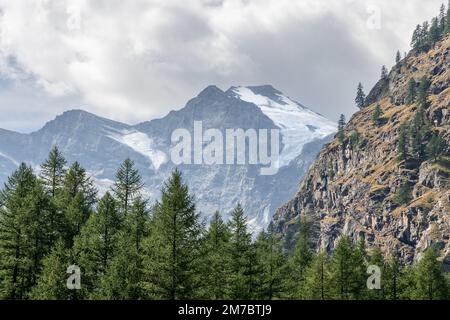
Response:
[0,85,336,232]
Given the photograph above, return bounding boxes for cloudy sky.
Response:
[0,0,446,132]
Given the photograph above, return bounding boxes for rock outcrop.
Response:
[272,36,450,269]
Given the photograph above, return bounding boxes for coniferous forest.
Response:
[1,3,450,303]
[0,147,448,300]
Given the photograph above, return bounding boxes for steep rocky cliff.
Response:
[272,35,450,269]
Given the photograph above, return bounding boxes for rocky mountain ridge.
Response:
[0,85,336,232]
[272,35,450,269]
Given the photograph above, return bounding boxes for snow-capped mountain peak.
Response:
[0,85,336,233]
[228,86,337,167]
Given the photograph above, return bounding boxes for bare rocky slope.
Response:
[272,35,450,269]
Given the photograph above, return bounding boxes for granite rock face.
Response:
[272,36,450,269]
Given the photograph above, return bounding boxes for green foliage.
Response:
[447,1,450,33]
[351,238,369,299]
[372,104,383,125]
[30,240,74,300]
[410,2,449,52]
[40,147,67,246]
[411,247,448,300]
[417,76,431,109]
[427,133,447,161]
[228,203,255,299]
[394,183,412,206]
[396,50,402,64]
[112,158,144,215]
[303,251,330,300]
[329,236,355,299]
[253,229,286,300]
[98,231,145,299]
[397,123,409,162]
[406,78,417,105]
[200,211,232,299]
[94,197,150,299]
[384,254,401,300]
[142,169,204,300]
[40,146,67,198]
[58,162,97,245]
[355,83,366,110]
[0,155,449,301]
[0,164,52,299]
[72,192,122,298]
[349,130,360,147]
[284,219,313,299]
[338,114,346,145]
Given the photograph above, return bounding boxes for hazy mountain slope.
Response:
[272,36,450,268]
[0,85,336,231]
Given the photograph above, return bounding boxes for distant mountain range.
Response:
[0,85,336,232]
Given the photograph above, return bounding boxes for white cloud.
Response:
[0,0,446,132]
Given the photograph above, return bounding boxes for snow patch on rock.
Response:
[230,86,337,167]
[108,130,168,170]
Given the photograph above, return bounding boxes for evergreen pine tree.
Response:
[439,3,447,34]
[399,265,417,299]
[372,104,383,125]
[304,251,329,300]
[421,21,430,50]
[429,17,441,45]
[409,105,429,160]
[329,236,354,300]
[39,147,67,245]
[72,192,122,298]
[228,203,253,300]
[58,162,97,245]
[350,238,368,299]
[338,114,346,145]
[427,133,447,161]
[394,183,412,206]
[98,198,150,300]
[355,83,366,109]
[30,240,75,300]
[254,227,286,300]
[397,123,408,162]
[98,232,145,300]
[406,78,417,105]
[112,159,144,216]
[40,146,67,198]
[414,247,448,300]
[284,219,313,299]
[200,211,232,299]
[396,50,402,64]
[417,76,431,108]
[0,164,51,299]
[384,254,401,300]
[446,1,450,33]
[142,169,204,300]
[411,24,422,49]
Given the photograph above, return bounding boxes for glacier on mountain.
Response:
[0,85,336,232]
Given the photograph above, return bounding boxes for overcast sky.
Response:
[0,0,446,132]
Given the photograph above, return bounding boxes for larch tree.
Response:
[0,164,51,299]
[142,170,204,300]
[112,159,144,216]
[200,211,232,299]
[72,192,122,298]
[228,203,253,300]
